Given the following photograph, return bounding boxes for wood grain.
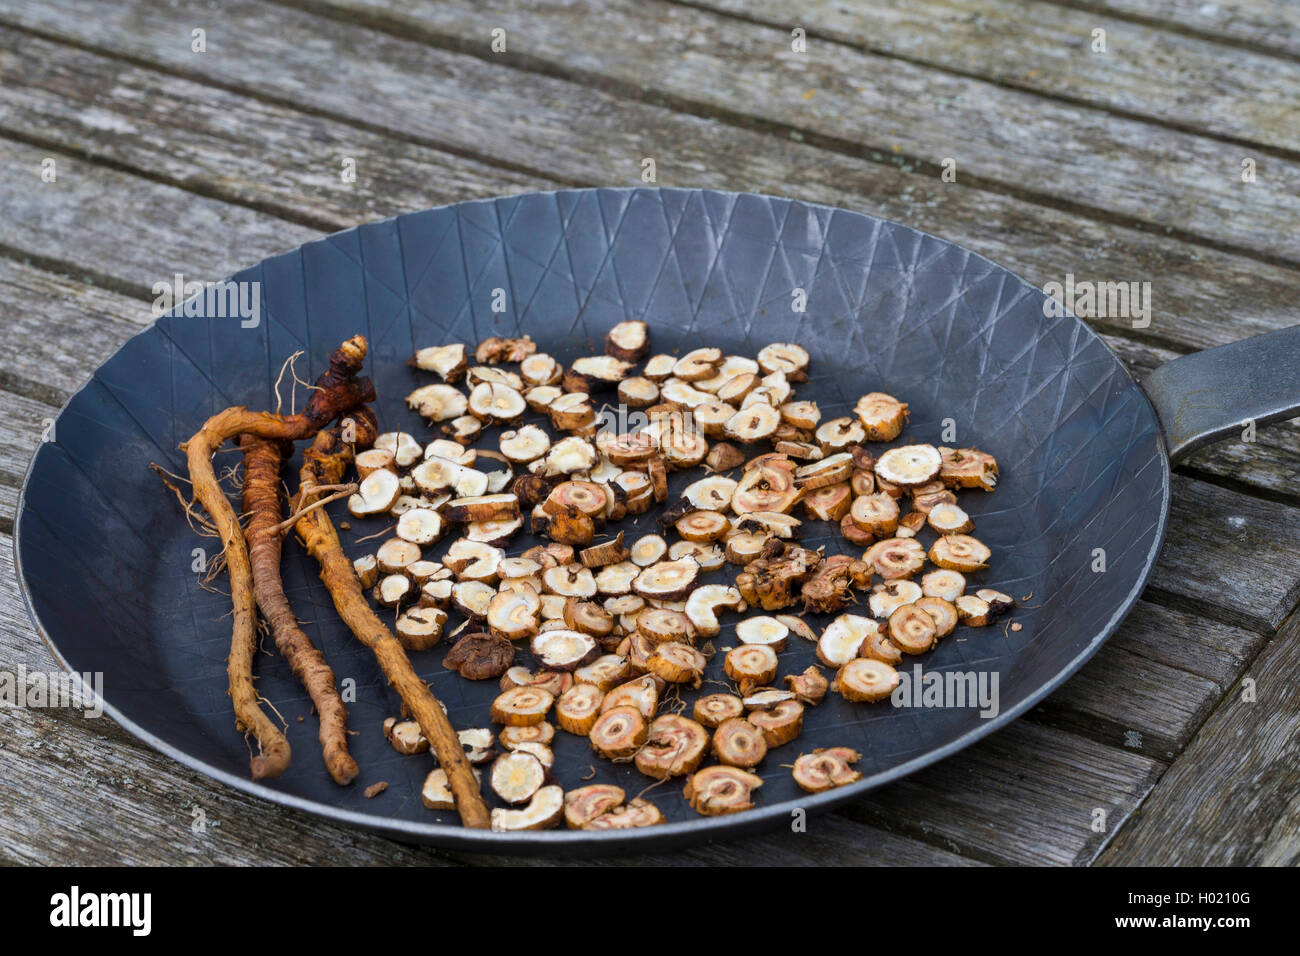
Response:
[1100,609,1300,865]
[275,0,1300,261]
[1057,0,1300,59]
[690,0,1300,151]
[3,0,1299,265]
[3,3,1300,365]
[848,720,1163,865]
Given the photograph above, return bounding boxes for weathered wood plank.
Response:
[1093,596,1266,689]
[1150,475,1300,631]
[1099,608,1300,865]
[690,0,1300,151]
[0,389,57,531]
[269,0,1300,261]
[0,257,150,405]
[4,0,1299,265]
[451,812,985,867]
[1064,0,1300,59]
[1030,644,1219,761]
[0,26,554,231]
[0,137,318,295]
[847,720,1163,865]
[4,10,1300,368]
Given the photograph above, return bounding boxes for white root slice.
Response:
[875,444,943,487]
[921,569,966,602]
[374,574,413,608]
[868,580,923,619]
[396,607,447,649]
[490,784,564,831]
[629,533,669,567]
[775,614,818,642]
[756,342,810,376]
[376,537,421,574]
[348,468,400,517]
[413,343,468,381]
[685,583,744,638]
[375,431,423,468]
[469,382,526,421]
[499,424,551,463]
[525,384,563,411]
[834,658,900,702]
[735,615,789,650]
[487,584,541,641]
[682,475,738,511]
[816,613,881,667]
[534,436,597,476]
[396,508,445,546]
[353,554,379,589]
[724,403,780,443]
[452,580,496,619]
[489,751,548,805]
[421,767,482,811]
[594,561,640,596]
[520,353,562,386]
[642,354,677,381]
[632,557,701,601]
[605,319,650,360]
[444,539,504,582]
[542,563,598,599]
[530,628,600,670]
[406,383,468,421]
[425,439,477,466]
[668,540,725,573]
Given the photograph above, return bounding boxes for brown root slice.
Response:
[292,413,492,829]
[178,335,375,780]
[239,435,358,786]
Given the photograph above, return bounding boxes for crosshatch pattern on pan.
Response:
[15,188,1169,849]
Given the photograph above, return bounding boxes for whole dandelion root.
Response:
[239,434,359,785]
[293,413,492,829]
[178,336,375,780]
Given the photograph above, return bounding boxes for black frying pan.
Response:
[15,188,1299,853]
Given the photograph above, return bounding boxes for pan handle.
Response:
[1142,324,1300,463]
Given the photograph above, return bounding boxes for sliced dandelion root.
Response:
[238,435,358,786]
[792,747,862,793]
[684,765,763,816]
[291,415,491,829]
[175,335,375,781]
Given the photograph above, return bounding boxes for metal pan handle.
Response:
[1142,324,1300,463]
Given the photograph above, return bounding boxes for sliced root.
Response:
[634,714,710,779]
[833,658,901,702]
[711,717,768,768]
[490,785,564,831]
[784,666,829,706]
[645,641,707,687]
[724,644,779,689]
[564,784,625,829]
[793,747,862,793]
[929,534,991,572]
[555,682,606,735]
[489,751,548,805]
[693,693,745,728]
[684,765,763,816]
[589,705,649,759]
[747,699,804,748]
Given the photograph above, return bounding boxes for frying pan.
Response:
[14,188,1300,853]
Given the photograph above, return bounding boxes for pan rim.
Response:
[12,186,1173,854]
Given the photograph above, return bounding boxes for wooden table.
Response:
[1,0,1296,866]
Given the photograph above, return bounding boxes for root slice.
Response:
[291,414,491,829]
